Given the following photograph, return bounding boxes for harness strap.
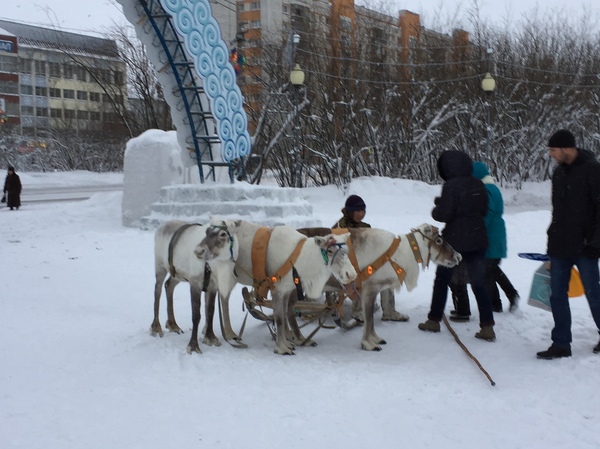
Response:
[168,223,202,278]
[356,237,404,284]
[337,236,406,306]
[406,232,425,266]
[251,227,307,299]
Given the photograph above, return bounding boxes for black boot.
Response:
[536,344,572,360]
[593,341,600,354]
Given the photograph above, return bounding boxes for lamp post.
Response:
[481,71,496,156]
[290,62,304,187]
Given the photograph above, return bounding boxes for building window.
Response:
[18,58,31,73]
[250,20,261,28]
[250,2,260,10]
[36,108,48,117]
[49,62,61,78]
[63,89,75,99]
[63,65,74,79]
[74,66,87,82]
[49,88,61,98]
[35,86,48,97]
[19,84,33,95]
[238,3,245,11]
[64,109,76,119]
[114,71,125,85]
[35,60,46,76]
[77,90,88,101]
[90,111,101,120]
[21,106,34,116]
[50,108,62,118]
[6,101,19,115]
[89,92,101,102]
[0,79,18,94]
[77,110,89,120]
[0,55,18,73]
[282,4,288,13]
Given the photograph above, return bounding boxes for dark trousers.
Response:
[486,258,519,310]
[428,249,494,327]
[549,257,600,349]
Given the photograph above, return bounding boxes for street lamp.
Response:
[481,72,496,156]
[290,63,304,187]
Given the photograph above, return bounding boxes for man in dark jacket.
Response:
[418,150,496,341]
[537,129,600,359]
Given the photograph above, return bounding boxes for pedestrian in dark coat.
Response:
[3,166,21,210]
[449,161,520,320]
[418,150,496,341]
[537,129,600,360]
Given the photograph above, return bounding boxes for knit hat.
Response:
[345,194,366,212]
[472,161,490,179]
[548,129,576,148]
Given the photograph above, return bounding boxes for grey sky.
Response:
[0,0,598,36]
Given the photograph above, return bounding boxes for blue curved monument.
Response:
[118,0,251,183]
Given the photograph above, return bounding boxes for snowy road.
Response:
[20,184,123,204]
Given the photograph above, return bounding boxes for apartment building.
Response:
[217,0,469,128]
[0,19,126,137]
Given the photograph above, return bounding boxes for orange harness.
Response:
[251,227,306,299]
[331,228,409,291]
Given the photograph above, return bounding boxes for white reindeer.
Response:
[299,224,462,351]
[151,220,240,353]
[197,218,357,355]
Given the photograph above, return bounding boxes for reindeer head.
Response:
[411,223,461,268]
[313,232,357,285]
[195,219,240,262]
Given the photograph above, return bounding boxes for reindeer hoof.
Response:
[186,342,202,354]
[202,336,222,347]
[361,341,383,351]
[274,346,295,355]
[150,328,164,338]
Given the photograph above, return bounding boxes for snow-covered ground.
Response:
[2,171,599,449]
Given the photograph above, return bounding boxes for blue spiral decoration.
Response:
[160,0,252,161]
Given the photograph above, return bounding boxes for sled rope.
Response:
[442,314,496,387]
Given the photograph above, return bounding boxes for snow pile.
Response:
[121,129,183,227]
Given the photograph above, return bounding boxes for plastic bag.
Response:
[528,263,584,311]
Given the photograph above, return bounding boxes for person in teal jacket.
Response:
[472,161,519,312]
[450,162,520,319]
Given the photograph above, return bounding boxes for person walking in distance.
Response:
[333,194,409,322]
[536,129,600,359]
[3,166,22,211]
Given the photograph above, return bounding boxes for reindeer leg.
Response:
[361,291,385,351]
[272,291,294,355]
[202,287,221,346]
[287,290,317,347]
[218,290,241,342]
[187,284,203,354]
[164,276,184,333]
[151,268,168,336]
